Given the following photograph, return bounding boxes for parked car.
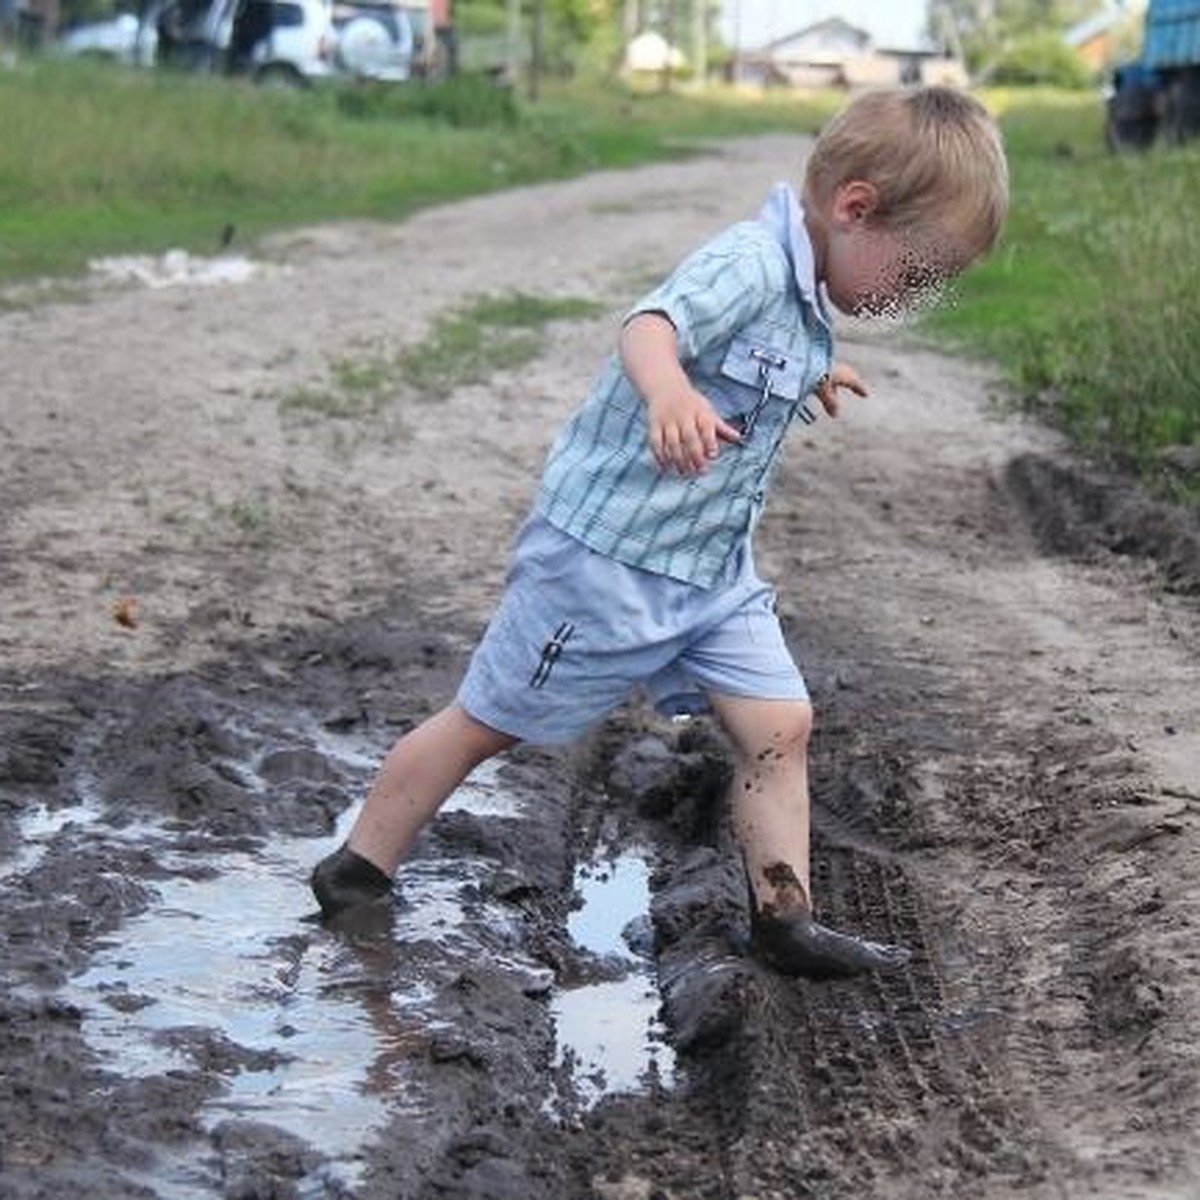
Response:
[151,0,336,81]
[57,10,156,65]
[223,0,338,83]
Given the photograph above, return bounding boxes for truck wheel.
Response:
[1162,71,1200,144]
[1104,74,1160,152]
[1105,111,1158,151]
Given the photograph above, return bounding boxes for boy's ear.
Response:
[831,180,881,227]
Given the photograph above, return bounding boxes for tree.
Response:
[929,0,1103,74]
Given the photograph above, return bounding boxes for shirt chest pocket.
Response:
[716,335,815,440]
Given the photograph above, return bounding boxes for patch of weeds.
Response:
[227,495,272,536]
[278,292,602,417]
[278,352,397,419]
[398,291,604,394]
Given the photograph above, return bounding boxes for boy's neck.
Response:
[801,198,830,290]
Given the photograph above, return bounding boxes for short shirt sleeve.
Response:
[624,222,782,362]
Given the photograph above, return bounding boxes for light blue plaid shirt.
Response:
[538,184,834,588]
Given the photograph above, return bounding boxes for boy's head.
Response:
[802,86,1009,318]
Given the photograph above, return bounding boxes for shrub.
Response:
[989,33,1092,89]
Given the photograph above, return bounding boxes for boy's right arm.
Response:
[620,312,741,476]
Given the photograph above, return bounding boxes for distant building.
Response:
[1065,6,1133,72]
[728,15,966,90]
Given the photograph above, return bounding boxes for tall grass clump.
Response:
[928,90,1200,502]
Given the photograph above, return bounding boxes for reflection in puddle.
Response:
[4,799,104,878]
[59,751,527,1195]
[551,849,674,1112]
[441,759,522,818]
[66,823,388,1193]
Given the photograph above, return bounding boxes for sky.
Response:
[719,0,931,52]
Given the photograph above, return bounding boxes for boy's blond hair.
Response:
[804,86,1009,257]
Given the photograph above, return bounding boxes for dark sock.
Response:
[310,844,392,919]
[751,907,911,981]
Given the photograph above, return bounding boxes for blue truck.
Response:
[1106,0,1200,148]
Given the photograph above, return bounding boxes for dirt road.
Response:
[2,135,1198,1200]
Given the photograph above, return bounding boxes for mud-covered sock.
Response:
[750,907,911,982]
[311,844,392,918]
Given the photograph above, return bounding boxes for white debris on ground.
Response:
[89,248,267,289]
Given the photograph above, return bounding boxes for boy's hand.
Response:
[648,388,741,475]
[620,312,740,476]
[814,361,868,418]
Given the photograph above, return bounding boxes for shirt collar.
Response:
[757,182,832,331]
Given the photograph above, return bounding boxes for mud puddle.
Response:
[61,818,385,1194]
[22,685,677,1193]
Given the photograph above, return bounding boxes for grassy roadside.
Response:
[0,59,833,281]
[1,63,1195,500]
[927,88,1200,504]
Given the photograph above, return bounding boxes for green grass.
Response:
[278,354,398,419]
[0,58,829,282]
[279,291,606,418]
[928,88,1200,502]
[398,292,606,392]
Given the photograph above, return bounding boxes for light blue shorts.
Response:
[456,515,807,745]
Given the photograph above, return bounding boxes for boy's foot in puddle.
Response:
[750,907,912,981]
[311,844,393,923]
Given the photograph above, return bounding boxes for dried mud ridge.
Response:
[2,452,1198,1200]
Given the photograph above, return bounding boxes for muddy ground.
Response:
[1,136,1199,1200]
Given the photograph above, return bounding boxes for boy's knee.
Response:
[771,700,813,756]
[729,699,813,767]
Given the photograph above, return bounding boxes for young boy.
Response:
[311,86,1009,979]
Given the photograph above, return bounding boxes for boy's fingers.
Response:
[716,418,742,444]
[673,423,704,473]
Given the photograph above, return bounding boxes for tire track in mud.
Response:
[626,713,1054,1200]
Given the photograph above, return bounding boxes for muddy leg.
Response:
[706,692,910,980]
[311,703,516,919]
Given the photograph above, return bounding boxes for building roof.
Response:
[1066,7,1124,47]
[763,15,872,56]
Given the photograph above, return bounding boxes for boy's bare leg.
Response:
[707,691,910,979]
[348,703,517,873]
[311,703,516,918]
[707,693,813,910]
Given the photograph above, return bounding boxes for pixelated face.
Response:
[824,222,969,319]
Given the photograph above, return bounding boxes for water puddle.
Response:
[3,798,105,878]
[25,707,673,1186]
[64,816,388,1193]
[550,848,675,1112]
[58,745,526,1195]
[89,249,268,290]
